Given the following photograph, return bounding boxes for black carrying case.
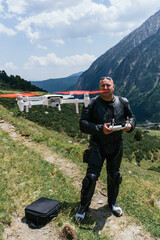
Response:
[25,197,61,228]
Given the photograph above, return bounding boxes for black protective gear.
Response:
[110,172,122,186]
[80,95,136,145]
[78,94,136,216]
[107,171,122,207]
[116,173,122,185]
[81,173,98,209]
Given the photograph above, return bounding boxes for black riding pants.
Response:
[81,140,123,208]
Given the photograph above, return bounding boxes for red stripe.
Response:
[0,93,40,97]
[55,90,107,95]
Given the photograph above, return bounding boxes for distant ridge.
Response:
[31,72,83,93]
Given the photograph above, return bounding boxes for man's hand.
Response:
[123,123,132,132]
[103,123,114,135]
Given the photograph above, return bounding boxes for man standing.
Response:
[75,76,136,223]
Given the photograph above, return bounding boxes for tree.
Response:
[134,129,142,141]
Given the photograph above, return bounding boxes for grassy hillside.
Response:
[0,93,160,239]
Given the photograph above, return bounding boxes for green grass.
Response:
[0,105,109,240]
[147,129,160,138]
[0,129,109,240]
[120,163,160,237]
[99,158,160,238]
[0,130,77,223]
[148,166,160,173]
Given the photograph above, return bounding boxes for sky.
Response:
[0,0,160,81]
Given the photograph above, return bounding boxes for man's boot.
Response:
[75,173,98,223]
[75,204,89,224]
[109,201,123,217]
[107,172,123,217]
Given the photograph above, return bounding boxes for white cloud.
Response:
[25,52,96,68]
[4,62,18,71]
[37,44,47,50]
[14,0,107,42]
[86,37,94,44]
[109,0,160,23]
[17,24,40,41]
[5,0,79,14]
[0,0,3,12]
[52,39,65,46]
[6,0,28,14]
[0,23,16,35]
[14,0,160,43]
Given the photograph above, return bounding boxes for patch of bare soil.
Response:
[0,120,157,240]
[3,215,60,240]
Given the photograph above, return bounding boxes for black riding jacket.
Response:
[80,95,136,145]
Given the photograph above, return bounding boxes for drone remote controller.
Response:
[109,125,126,131]
[109,118,130,131]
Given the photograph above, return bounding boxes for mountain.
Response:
[71,10,160,122]
[31,72,82,93]
[74,10,160,90]
[0,70,44,92]
[113,28,160,122]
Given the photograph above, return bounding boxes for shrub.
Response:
[134,129,143,141]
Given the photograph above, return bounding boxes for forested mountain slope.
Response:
[0,70,44,92]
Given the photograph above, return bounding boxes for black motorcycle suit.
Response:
[79,95,136,210]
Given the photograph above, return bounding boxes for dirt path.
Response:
[0,119,157,240]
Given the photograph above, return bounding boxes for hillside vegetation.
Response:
[0,95,159,167]
[0,70,44,92]
[0,92,160,239]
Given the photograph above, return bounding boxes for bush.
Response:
[134,129,142,141]
[135,150,144,165]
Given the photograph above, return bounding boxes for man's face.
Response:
[99,78,115,100]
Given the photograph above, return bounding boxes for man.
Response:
[75,76,136,223]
